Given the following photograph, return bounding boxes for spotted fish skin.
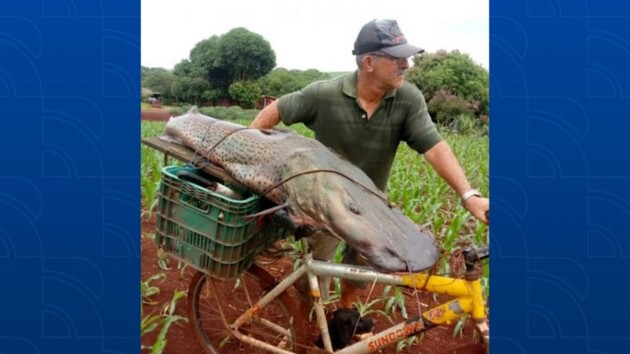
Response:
[164,107,327,204]
[163,107,439,273]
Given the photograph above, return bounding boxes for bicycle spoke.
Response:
[188,268,305,353]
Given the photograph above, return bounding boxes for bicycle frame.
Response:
[227,239,489,354]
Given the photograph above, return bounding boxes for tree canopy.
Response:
[406,50,488,120]
[168,28,276,104]
[141,67,175,97]
[257,68,329,97]
[228,81,262,109]
[215,28,276,82]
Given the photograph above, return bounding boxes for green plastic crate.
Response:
[155,165,286,279]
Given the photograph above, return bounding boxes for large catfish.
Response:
[162,107,439,273]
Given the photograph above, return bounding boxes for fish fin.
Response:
[257,128,274,135]
[255,127,292,136]
[158,134,184,145]
[244,202,289,220]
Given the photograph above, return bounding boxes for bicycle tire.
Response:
[188,265,307,353]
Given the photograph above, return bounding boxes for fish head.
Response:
[163,106,219,146]
[320,176,440,272]
[283,155,440,273]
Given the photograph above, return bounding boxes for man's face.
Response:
[370,52,410,89]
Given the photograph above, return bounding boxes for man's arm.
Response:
[423,140,489,224]
[250,100,281,129]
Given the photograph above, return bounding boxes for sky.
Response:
[141,0,488,73]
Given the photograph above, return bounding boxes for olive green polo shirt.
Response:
[277,71,442,191]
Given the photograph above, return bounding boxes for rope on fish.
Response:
[258,169,395,209]
[186,128,212,169]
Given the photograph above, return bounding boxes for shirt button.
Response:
[361,114,366,119]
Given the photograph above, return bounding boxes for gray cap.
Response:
[352,19,424,58]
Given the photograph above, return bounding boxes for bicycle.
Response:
[187,238,489,354]
[142,137,489,354]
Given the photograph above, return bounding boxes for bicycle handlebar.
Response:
[462,246,489,263]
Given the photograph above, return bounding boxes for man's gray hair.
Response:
[355,53,373,68]
[355,54,364,68]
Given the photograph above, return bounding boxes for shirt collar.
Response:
[342,71,397,99]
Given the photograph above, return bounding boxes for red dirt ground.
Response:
[141,108,172,121]
[140,216,486,354]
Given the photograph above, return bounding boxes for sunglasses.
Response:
[369,51,410,63]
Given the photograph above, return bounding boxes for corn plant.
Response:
[354,297,391,323]
[381,285,409,320]
[396,335,420,353]
[141,149,162,219]
[141,121,168,218]
[453,314,470,339]
[141,273,166,305]
[141,289,188,354]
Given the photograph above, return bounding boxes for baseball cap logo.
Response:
[389,26,405,44]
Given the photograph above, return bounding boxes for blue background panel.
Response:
[491,0,630,353]
[0,1,139,353]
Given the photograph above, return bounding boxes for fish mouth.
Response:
[326,207,440,273]
[360,231,440,273]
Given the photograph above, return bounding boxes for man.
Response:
[250,19,489,309]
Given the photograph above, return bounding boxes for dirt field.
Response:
[141,107,172,121]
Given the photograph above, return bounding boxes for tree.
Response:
[188,36,231,87]
[215,28,276,82]
[172,59,195,78]
[173,28,276,105]
[141,67,175,98]
[427,89,475,126]
[406,50,489,117]
[228,81,262,109]
[258,68,301,97]
[170,76,190,103]
[172,76,210,105]
[258,68,329,97]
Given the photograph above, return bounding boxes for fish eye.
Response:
[349,202,361,215]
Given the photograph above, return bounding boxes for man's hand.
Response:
[423,142,489,225]
[250,100,281,129]
[464,196,489,224]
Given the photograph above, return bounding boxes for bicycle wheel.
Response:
[188,265,306,353]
